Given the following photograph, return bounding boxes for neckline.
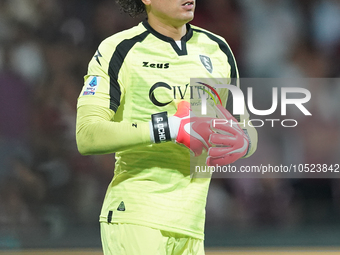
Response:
[142,20,193,56]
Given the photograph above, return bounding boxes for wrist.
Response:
[150,112,172,143]
[149,112,182,143]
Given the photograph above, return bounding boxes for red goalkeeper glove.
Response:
[206,105,249,166]
[150,101,213,156]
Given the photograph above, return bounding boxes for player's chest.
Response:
[119,45,231,119]
[122,50,228,95]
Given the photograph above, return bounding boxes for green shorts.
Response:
[100,222,205,255]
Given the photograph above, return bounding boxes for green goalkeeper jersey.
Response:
[77,21,257,239]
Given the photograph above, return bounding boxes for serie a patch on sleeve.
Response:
[83,76,101,95]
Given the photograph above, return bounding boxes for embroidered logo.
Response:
[117,201,125,211]
[199,55,213,73]
[94,50,102,66]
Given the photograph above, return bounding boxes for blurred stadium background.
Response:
[0,0,340,254]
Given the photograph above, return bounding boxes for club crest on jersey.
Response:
[83,76,100,95]
[199,55,213,73]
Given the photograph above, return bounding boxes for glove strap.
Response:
[151,112,171,143]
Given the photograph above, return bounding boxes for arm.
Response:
[76,38,153,155]
[76,100,220,157]
[76,104,151,155]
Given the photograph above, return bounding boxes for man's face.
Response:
[145,0,195,27]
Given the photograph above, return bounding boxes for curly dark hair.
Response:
[116,0,146,17]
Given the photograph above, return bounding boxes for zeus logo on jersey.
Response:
[83,76,101,95]
[143,62,170,69]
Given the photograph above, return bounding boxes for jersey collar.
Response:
[142,20,193,56]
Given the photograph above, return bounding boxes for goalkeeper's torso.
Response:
[79,20,237,239]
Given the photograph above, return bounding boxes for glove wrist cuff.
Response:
[151,112,172,143]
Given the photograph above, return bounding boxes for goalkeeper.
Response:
[76,0,258,254]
